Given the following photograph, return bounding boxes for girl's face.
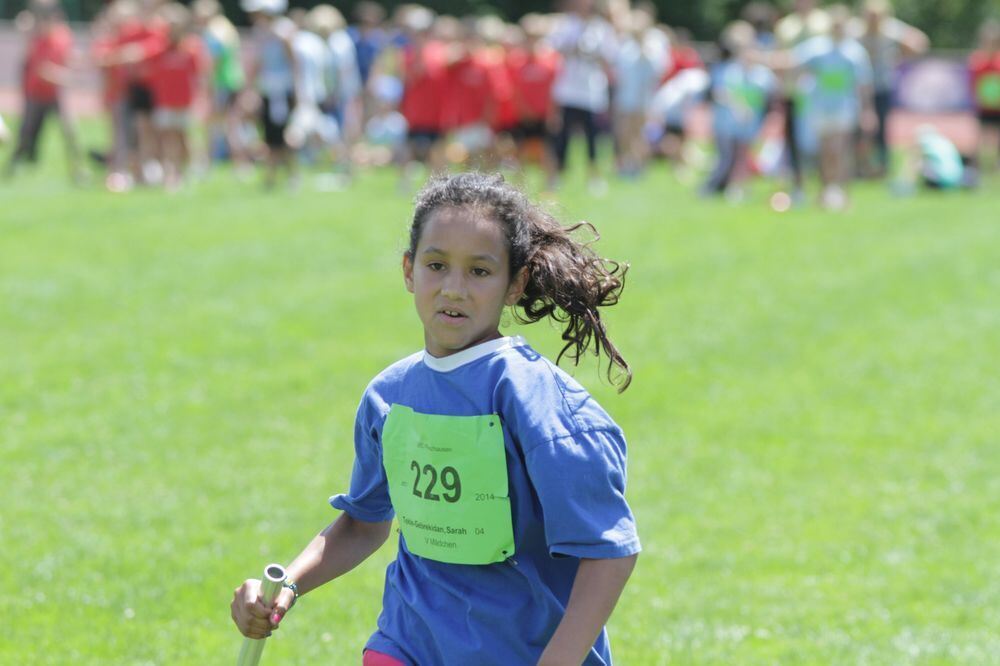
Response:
[403,206,528,358]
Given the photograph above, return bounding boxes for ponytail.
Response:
[517,219,631,391]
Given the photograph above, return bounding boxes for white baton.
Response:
[237,564,288,666]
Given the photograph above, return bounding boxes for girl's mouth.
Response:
[438,309,467,322]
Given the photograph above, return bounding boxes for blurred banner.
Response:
[894,57,972,113]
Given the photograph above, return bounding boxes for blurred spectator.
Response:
[969,19,1000,172]
[613,10,668,178]
[193,0,247,170]
[509,13,560,177]
[894,123,977,192]
[851,0,928,176]
[775,5,874,209]
[647,66,709,171]
[148,3,206,191]
[321,6,362,154]
[350,1,389,86]
[90,0,133,189]
[398,7,448,176]
[702,20,776,199]
[118,0,169,185]
[775,0,830,202]
[4,0,84,183]
[548,0,618,192]
[241,0,299,189]
[283,7,338,161]
[438,17,501,167]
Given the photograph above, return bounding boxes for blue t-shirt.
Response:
[710,60,777,141]
[348,26,387,84]
[792,36,873,119]
[331,336,640,665]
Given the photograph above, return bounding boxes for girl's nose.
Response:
[440,272,467,299]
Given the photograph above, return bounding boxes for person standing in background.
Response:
[508,14,561,178]
[548,0,618,193]
[349,1,389,123]
[4,0,84,183]
[612,10,668,179]
[850,0,928,177]
[116,0,169,185]
[193,0,247,172]
[241,0,300,190]
[397,7,448,180]
[147,2,206,191]
[772,5,874,210]
[702,20,776,200]
[775,0,830,204]
[969,19,1000,173]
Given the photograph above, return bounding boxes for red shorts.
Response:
[363,649,405,666]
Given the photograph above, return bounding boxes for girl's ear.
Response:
[402,254,415,293]
[505,267,529,306]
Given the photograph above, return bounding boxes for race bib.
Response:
[382,405,515,565]
[818,68,851,93]
[976,73,1000,108]
[735,84,766,117]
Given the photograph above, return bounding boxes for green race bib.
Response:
[976,73,1000,108]
[818,68,852,93]
[735,84,766,116]
[382,405,515,565]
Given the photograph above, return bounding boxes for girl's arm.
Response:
[231,513,392,638]
[537,554,638,666]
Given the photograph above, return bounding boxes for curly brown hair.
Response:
[407,172,632,391]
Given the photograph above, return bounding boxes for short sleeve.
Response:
[329,391,395,522]
[524,428,641,560]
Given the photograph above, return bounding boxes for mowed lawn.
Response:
[2,147,999,664]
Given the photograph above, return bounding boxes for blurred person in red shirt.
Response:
[969,19,1000,172]
[4,0,83,182]
[90,0,138,189]
[439,17,507,168]
[148,3,207,190]
[109,0,169,184]
[398,7,448,176]
[509,13,560,177]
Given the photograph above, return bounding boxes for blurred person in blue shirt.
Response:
[702,20,777,200]
[769,4,874,209]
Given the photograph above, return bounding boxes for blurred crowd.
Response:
[2,0,999,207]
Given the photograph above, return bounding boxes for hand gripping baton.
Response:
[237,564,288,666]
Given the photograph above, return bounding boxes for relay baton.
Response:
[237,563,288,666]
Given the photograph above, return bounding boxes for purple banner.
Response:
[894,57,973,113]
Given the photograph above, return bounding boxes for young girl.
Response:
[231,172,640,665]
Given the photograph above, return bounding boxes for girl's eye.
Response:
[427,262,445,271]
[472,268,490,277]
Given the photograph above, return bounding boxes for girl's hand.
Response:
[230,579,295,638]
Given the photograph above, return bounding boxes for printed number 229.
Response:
[410,461,461,503]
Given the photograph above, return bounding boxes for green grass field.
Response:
[2,140,999,664]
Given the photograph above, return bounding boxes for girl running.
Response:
[232,172,640,666]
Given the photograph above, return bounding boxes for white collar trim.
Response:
[422,336,526,372]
